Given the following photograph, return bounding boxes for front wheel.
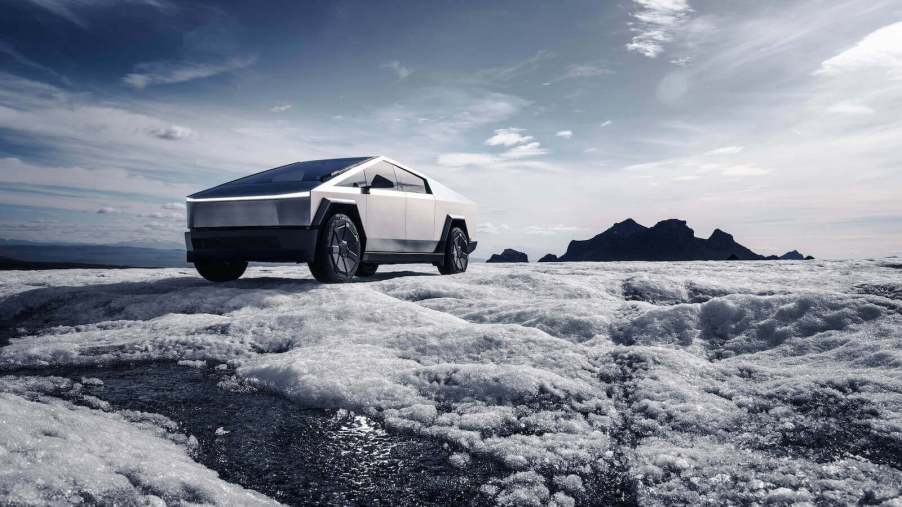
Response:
[437,227,469,275]
[194,259,247,282]
[308,213,362,283]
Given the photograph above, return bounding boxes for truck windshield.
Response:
[189,157,373,199]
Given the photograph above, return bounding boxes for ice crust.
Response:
[0,375,277,506]
[2,260,902,504]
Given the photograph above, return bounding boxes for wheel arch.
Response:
[434,215,470,254]
[312,198,367,251]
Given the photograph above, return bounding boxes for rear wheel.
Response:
[308,213,362,283]
[356,262,379,277]
[437,227,469,275]
[194,259,247,282]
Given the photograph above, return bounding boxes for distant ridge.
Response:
[487,249,529,263]
[543,218,812,262]
[0,241,188,268]
[0,257,131,270]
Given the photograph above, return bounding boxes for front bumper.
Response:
[186,227,318,263]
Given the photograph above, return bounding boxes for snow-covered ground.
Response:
[2,260,901,505]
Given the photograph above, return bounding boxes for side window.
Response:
[336,169,367,188]
[365,161,398,189]
[394,166,429,194]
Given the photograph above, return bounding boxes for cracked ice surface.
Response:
[0,375,278,506]
[1,260,902,505]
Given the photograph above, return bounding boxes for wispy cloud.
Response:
[123,56,255,89]
[562,64,612,79]
[372,88,530,144]
[825,102,874,115]
[706,145,743,155]
[380,60,413,80]
[436,153,498,167]
[502,141,547,159]
[555,130,573,139]
[23,0,174,27]
[270,104,292,113]
[485,128,533,147]
[0,40,70,84]
[477,222,511,235]
[440,125,548,167]
[600,120,613,127]
[0,157,197,200]
[626,0,693,58]
[721,164,770,177]
[148,125,193,141]
[524,224,583,236]
[471,50,555,83]
[436,142,548,167]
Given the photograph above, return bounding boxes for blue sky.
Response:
[1,0,901,258]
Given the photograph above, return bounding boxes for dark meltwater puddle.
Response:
[9,362,498,506]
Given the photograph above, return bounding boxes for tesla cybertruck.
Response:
[185,156,477,283]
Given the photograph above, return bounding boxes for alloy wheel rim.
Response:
[328,220,359,276]
[452,231,468,271]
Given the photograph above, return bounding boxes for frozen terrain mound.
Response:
[1,260,901,505]
[557,218,812,262]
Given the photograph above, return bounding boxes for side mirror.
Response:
[359,184,371,194]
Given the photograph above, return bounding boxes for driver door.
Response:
[362,161,406,252]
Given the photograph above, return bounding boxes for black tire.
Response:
[308,213,362,283]
[356,262,379,277]
[437,227,469,275]
[194,259,247,282]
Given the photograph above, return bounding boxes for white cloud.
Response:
[501,142,547,159]
[825,102,874,115]
[816,22,902,79]
[555,130,573,139]
[444,127,547,167]
[436,152,498,167]
[123,56,255,89]
[485,128,533,147]
[524,224,583,235]
[148,125,193,141]
[563,64,612,79]
[380,61,413,80]
[721,164,770,177]
[438,140,549,167]
[477,222,511,235]
[0,157,197,199]
[706,145,744,155]
[585,147,598,153]
[626,0,693,58]
[600,120,612,127]
[270,104,292,113]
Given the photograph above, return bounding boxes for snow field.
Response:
[1,259,901,505]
